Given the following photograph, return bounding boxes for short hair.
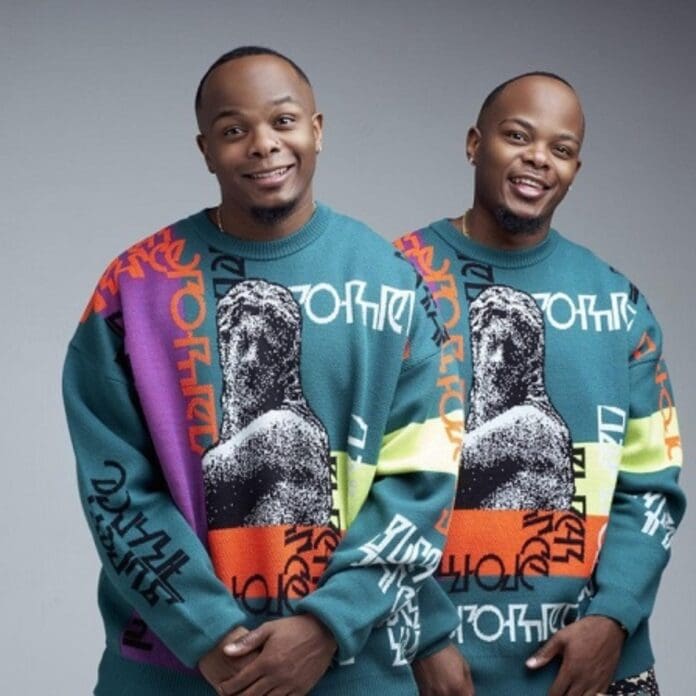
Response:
[195,46,311,114]
[476,71,577,127]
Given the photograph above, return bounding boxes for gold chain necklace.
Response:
[215,205,226,234]
[460,208,472,237]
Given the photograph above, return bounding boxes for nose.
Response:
[248,125,280,158]
[522,142,549,169]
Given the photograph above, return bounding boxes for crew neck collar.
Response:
[191,203,330,260]
[430,217,560,269]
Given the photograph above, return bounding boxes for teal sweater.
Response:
[397,220,686,695]
[62,204,460,695]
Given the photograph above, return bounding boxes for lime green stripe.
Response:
[620,408,683,472]
[330,414,462,528]
[377,413,463,477]
[573,442,621,516]
[330,451,375,529]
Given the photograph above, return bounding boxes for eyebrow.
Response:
[211,96,301,125]
[272,95,300,106]
[499,117,581,146]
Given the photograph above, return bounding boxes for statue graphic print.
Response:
[203,279,331,528]
[457,285,575,510]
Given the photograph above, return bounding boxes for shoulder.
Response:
[112,212,201,268]
[555,232,643,291]
[322,205,424,285]
[324,207,394,251]
[79,212,201,322]
[554,231,661,343]
[394,221,441,247]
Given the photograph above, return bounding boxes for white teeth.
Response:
[249,167,288,179]
[512,176,543,188]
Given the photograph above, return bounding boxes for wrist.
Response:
[302,613,338,651]
[583,614,628,642]
[605,616,629,639]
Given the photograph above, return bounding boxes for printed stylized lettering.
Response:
[654,359,682,461]
[87,460,190,606]
[210,246,246,299]
[454,602,576,644]
[353,513,442,665]
[532,292,636,332]
[228,526,342,614]
[641,493,676,549]
[598,405,627,446]
[121,616,153,651]
[289,281,415,335]
[395,234,466,462]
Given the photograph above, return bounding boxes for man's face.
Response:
[196,55,322,222]
[468,76,583,231]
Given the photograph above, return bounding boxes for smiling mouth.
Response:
[244,166,293,180]
[509,175,549,190]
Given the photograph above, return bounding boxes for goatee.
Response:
[494,207,546,236]
[250,200,298,226]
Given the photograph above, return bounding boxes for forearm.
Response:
[64,344,247,666]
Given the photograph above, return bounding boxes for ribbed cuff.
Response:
[416,635,453,660]
[584,590,644,636]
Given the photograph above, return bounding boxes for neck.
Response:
[215,194,316,242]
[459,202,551,251]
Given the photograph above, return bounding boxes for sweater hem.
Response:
[94,648,418,696]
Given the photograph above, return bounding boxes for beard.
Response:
[250,199,298,226]
[494,206,547,236]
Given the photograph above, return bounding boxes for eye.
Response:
[222,125,245,138]
[505,130,528,144]
[554,144,574,158]
[275,114,297,128]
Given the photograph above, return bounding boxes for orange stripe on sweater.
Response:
[208,525,343,599]
[441,508,607,580]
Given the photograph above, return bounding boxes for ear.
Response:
[312,112,324,153]
[466,126,481,165]
[196,133,215,173]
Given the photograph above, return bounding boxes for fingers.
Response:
[224,624,270,657]
[462,662,475,696]
[218,657,267,694]
[526,633,562,670]
[218,674,272,696]
[546,664,573,696]
[545,649,609,696]
[229,625,250,641]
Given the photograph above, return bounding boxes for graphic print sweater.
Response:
[62,204,460,696]
[396,219,686,695]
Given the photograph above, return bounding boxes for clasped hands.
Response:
[201,613,624,696]
[198,614,337,696]
[413,615,626,696]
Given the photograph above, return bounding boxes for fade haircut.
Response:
[476,71,577,128]
[195,45,312,114]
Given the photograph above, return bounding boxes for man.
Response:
[63,47,462,695]
[396,73,685,695]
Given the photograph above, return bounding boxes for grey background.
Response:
[2,0,694,692]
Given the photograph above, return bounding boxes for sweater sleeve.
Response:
[63,337,248,667]
[296,277,460,663]
[583,301,686,634]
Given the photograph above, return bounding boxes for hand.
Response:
[198,625,260,693]
[412,642,475,695]
[216,614,337,695]
[526,615,626,696]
